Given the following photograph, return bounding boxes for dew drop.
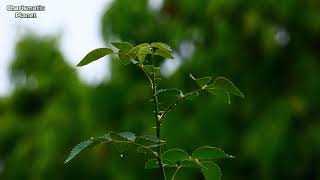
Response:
[120,154,124,158]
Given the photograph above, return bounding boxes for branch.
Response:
[159,88,206,120]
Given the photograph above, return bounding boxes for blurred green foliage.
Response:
[1,0,320,179]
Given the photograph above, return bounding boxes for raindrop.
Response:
[120,154,124,158]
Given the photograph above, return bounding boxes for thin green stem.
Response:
[151,65,167,180]
[171,166,181,180]
[159,88,205,120]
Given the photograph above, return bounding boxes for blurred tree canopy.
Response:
[1,0,320,180]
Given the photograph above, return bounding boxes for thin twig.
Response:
[159,88,206,120]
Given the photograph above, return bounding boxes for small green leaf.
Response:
[154,49,174,59]
[138,45,153,63]
[145,159,176,169]
[206,88,231,104]
[213,77,245,98]
[143,65,160,78]
[201,161,222,180]
[192,146,234,160]
[111,42,133,52]
[161,149,190,163]
[151,42,172,51]
[128,43,149,60]
[190,74,212,88]
[65,139,96,164]
[77,48,114,67]
[118,51,132,65]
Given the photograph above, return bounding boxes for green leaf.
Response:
[135,135,162,147]
[206,88,231,104]
[145,159,176,169]
[98,134,112,141]
[64,138,99,164]
[118,51,132,65]
[128,43,149,60]
[161,149,190,163]
[110,132,136,141]
[201,162,222,180]
[192,146,234,160]
[190,74,212,88]
[151,42,172,51]
[143,65,160,78]
[138,45,153,63]
[213,77,245,98]
[135,136,164,154]
[77,48,114,67]
[154,49,174,59]
[110,132,136,153]
[180,160,202,168]
[111,42,133,52]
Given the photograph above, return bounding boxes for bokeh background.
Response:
[1,0,320,179]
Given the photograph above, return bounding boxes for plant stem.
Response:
[151,66,167,180]
[159,88,205,120]
[171,166,181,180]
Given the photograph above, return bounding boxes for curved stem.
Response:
[171,166,181,180]
[139,65,153,88]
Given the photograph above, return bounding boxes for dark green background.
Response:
[1,0,320,179]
